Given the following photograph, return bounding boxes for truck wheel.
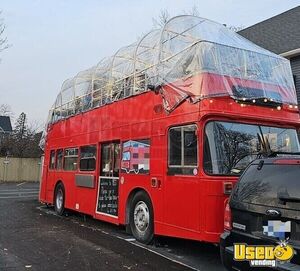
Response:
[54,183,65,216]
[129,191,154,244]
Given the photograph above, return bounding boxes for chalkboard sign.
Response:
[97,177,119,216]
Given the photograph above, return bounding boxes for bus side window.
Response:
[168,124,198,175]
[56,149,64,170]
[49,150,56,169]
[64,148,79,171]
[80,145,96,171]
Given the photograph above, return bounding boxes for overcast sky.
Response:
[0,0,299,128]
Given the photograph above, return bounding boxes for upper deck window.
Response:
[204,121,300,176]
[64,148,78,171]
[168,125,198,175]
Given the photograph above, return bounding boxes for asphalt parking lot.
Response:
[0,182,225,271]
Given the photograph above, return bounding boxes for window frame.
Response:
[100,142,121,177]
[49,150,56,170]
[63,147,79,171]
[202,120,300,177]
[55,149,64,171]
[167,124,198,174]
[132,152,139,159]
[79,145,97,172]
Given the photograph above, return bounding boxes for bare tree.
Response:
[28,119,43,134]
[0,111,43,157]
[153,7,244,33]
[152,9,170,28]
[0,104,13,117]
[152,6,201,29]
[182,5,200,16]
[0,10,9,59]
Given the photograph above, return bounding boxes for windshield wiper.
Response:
[257,128,271,157]
[278,196,300,203]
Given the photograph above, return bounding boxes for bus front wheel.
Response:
[54,183,65,216]
[129,191,154,244]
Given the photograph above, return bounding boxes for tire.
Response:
[54,183,65,216]
[129,191,154,244]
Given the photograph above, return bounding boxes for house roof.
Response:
[0,116,12,133]
[238,6,300,55]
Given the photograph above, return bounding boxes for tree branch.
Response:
[0,10,10,56]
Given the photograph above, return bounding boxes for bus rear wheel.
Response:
[129,191,154,244]
[54,183,65,216]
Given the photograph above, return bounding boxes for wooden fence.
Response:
[0,157,42,182]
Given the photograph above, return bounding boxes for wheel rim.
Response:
[134,201,150,233]
[56,189,63,210]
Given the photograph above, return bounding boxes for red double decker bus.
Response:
[39,16,300,244]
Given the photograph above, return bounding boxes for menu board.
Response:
[97,177,119,216]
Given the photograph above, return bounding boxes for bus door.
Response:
[96,142,121,218]
[40,155,49,201]
[164,124,200,232]
[46,149,57,202]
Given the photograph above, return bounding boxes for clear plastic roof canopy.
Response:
[41,15,297,148]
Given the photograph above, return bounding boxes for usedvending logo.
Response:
[233,220,294,267]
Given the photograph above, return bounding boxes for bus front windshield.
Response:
[204,121,300,175]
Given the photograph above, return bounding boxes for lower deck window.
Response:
[64,148,78,171]
[80,145,96,171]
[168,124,198,175]
[56,149,63,170]
[49,150,55,169]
